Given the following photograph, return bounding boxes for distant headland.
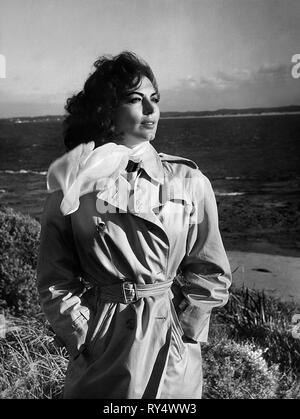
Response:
[1,105,300,123]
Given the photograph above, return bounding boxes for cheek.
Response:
[115,108,139,132]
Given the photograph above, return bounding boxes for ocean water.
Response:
[0,114,299,221]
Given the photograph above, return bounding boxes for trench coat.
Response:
[37,142,232,399]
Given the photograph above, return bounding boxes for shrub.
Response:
[202,339,279,399]
[0,206,41,316]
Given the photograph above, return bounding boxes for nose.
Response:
[142,97,155,115]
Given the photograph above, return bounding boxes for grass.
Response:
[0,315,67,399]
[0,284,299,399]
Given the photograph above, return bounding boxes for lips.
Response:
[141,120,156,128]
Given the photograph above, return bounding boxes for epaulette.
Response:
[158,152,198,169]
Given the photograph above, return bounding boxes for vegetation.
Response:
[0,206,40,316]
[0,206,299,398]
[206,286,300,399]
[216,285,300,376]
[202,340,279,399]
[0,315,67,399]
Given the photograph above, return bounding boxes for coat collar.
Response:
[133,141,164,184]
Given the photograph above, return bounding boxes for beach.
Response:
[228,251,300,303]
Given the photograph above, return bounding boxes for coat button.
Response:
[126,319,135,330]
[96,220,107,234]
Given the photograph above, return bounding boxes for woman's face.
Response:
[113,76,160,148]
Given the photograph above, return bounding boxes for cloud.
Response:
[175,76,199,90]
[174,74,228,92]
[224,63,291,84]
[256,63,289,76]
[159,62,299,111]
[216,69,252,84]
[204,63,291,89]
[175,67,255,93]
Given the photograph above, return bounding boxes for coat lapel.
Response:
[96,173,170,244]
[95,169,192,248]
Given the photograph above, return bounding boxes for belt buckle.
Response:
[122,281,137,304]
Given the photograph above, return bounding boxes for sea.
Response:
[0,113,299,221]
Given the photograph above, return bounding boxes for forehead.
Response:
[129,76,156,93]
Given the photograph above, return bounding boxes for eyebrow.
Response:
[126,91,159,97]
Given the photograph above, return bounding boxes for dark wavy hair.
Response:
[63,51,159,151]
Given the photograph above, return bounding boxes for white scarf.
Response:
[47,141,164,215]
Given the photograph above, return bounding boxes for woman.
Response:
[37,51,231,399]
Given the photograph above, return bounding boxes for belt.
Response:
[98,279,174,304]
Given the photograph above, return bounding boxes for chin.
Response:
[147,133,155,142]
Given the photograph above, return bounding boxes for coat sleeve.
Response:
[177,172,232,343]
[37,190,91,359]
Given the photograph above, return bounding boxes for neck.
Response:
[115,136,154,149]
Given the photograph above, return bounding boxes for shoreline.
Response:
[3,110,300,123]
[160,111,300,120]
[225,240,300,258]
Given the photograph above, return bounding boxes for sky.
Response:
[0,0,300,117]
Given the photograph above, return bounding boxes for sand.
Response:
[227,251,300,304]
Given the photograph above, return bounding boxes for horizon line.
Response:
[1,104,300,121]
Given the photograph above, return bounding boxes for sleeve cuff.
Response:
[178,304,212,343]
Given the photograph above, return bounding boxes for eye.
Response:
[128,97,141,104]
[152,96,160,103]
